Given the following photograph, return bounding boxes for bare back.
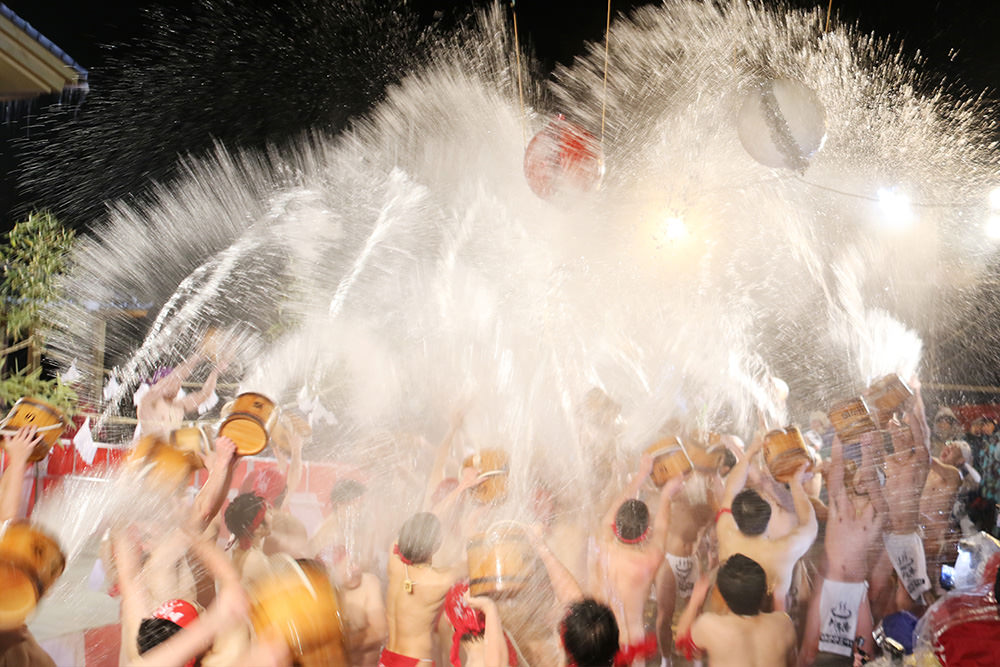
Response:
[385,551,457,660]
[692,611,796,666]
[716,516,808,604]
[596,537,663,646]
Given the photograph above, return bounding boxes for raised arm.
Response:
[721,436,764,508]
[179,367,220,413]
[146,353,205,402]
[112,529,152,664]
[650,476,684,552]
[784,463,818,544]
[467,594,509,667]
[188,437,237,533]
[528,524,583,607]
[826,435,849,517]
[423,408,466,510]
[0,426,40,521]
[674,573,711,660]
[857,431,889,516]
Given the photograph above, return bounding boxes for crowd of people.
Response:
[2,360,1000,667]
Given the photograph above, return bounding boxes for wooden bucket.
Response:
[1,397,67,462]
[169,424,211,469]
[686,433,726,472]
[827,397,877,444]
[863,374,913,428]
[129,435,194,491]
[0,521,65,629]
[250,557,345,662]
[646,436,692,487]
[763,426,813,483]
[467,526,532,598]
[218,392,277,456]
[463,449,509,505]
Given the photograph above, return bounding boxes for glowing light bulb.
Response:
[659,216,688,242]
[986,215,1000,240]
[990,187,1000,210]
[877,187,913,228]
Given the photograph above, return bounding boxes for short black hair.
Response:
[137,617,183,655]
[561,598,619,666]
[614,498,649,542]
[731,489,771,536]
[329,479,366,506]
[224,492,266,541]
[717,553,767,616]
[398,512,442,564]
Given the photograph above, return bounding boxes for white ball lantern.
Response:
[737,78,827,171]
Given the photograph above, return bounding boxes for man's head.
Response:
[398,512,442,565]
[329,479,366,507]
[933,407,962,440]
[137,599,200,660]
[717,554,767,616]
[560,598,619,667]
[731,489,771,536]
[941,440,972,468]
[224,492,270,548]
[613,498,650,543]
[329,545,363,590]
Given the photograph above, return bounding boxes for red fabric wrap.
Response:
[443,581,517,667]
[614,633,658,666]
[675,629,701,661]
[715,507,733,523]
[612,523,649,545]
[393,543,414,566]
[378,648,433,667]
[241,468,287,507]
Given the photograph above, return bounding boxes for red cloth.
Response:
[393,543,414,566]
[675,629,701,661]
[442,581,517,667]
[241,468,287,506]
[150,599,200,667]
[614,633,657,666]
[378,648,433,667]
[937,620,1000,665]
[715,507,732,523]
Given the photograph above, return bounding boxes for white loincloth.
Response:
[665,552,699,599]
[883,532,931,601]
[817,579,868,656]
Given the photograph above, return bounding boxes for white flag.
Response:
[73,417,97,466]
[103,376,120,402]
[198,390,219,415]
[61,360,82,384]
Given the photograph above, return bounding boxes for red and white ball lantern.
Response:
[523,115,604,199]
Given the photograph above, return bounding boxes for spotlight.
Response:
[656,216,688,244]
[877,188,913,228]
[990,187,1000,210]
[986,215,1000,240]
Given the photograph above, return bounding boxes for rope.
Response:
[825,0,834,33]
[600,0,612,144]
[511,1,528,147]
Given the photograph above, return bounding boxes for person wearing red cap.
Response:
[593,453,683,665]
[113,524,288,667]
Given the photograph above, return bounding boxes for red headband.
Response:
[393,543,414,566]
[612,523,649,545]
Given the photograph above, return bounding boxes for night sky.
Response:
[10,1,1000,92]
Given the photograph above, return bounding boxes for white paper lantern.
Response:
[737,78,827,171]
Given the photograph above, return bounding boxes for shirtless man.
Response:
[715,438,817,612]
[674,554,797,666]
[224,491,274,583]
[136,351,222,440]
[329,544,387,667]
[654,456,721,661]
[594,453,682,665]
[919,440,965,594]
[870,381,932,612]
[799,433,887,666]
[381,471,480,667]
